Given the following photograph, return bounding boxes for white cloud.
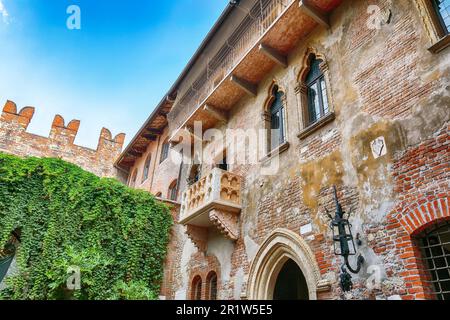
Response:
[0,0,9,24]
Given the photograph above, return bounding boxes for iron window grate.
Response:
[419,220,450,300]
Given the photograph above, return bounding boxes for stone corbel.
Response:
[316,278,332,293]
[209,209,239,241]
[186,225,208,252]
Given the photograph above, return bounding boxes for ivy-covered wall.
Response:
[0,152,172,300]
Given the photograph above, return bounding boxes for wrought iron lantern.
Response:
[326,186,364,292]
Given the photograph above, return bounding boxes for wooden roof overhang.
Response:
[169,0,343,143]
[114,93,176,172]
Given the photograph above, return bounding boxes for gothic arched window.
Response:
[305,55,329,126]
[269,85,286,151]
[142,154,151,183]
[206,272,218,300]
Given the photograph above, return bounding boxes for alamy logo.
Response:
[66,5,81,30]
[66,266,81,290]
[366,265,382,290]
[366,5,392,30]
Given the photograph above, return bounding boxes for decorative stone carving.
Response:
[247,228,331,300]
[371,136,388,159]
[180,168,243,251]
[186,225,208,252]
[209,209,239,240]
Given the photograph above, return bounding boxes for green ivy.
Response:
[0,153,172,300]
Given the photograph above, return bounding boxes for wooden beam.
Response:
[128,150,142,158]
[202,105,228,124]
[142,133,158,141]
[145,128,163,135]
[299,0,330,29]
[259,44,287,67]
[230,75,257,97]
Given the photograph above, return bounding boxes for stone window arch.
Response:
[246,228,330,300]
[296,48,335,139]
[262,82,288,153]
[191,275,203,300]
[154,192,162,198]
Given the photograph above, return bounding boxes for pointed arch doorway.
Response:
[247,229,328,300]
[273,259,309,300]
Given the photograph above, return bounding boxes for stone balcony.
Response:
[179,168,242,251]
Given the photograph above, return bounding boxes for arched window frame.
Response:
[206,271,218,300]
[191,275,203,300]
[415,220,450,300]
[168,180,178,201]
[297,49,335,139]
[154,192,162,198]
[142,154,152,183]
[160,138,170,164]
[262,82,288,154]
[415,0,450,53]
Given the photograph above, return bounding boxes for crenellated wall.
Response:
[0,100,125,178]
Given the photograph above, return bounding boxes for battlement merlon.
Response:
[97,127,126,151]
[49,114,81,144]
[1,100,35,129]
[1,99,126,155]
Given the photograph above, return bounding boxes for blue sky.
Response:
[0,0,228,149]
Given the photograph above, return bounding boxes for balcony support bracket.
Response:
[230,75,257,97]
[259,44,288,67]
[203,105,228,124]
[209,209,239,241]
[186,224,208,252]
[299,0,330,29]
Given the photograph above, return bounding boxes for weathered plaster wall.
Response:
[128,126,181,199]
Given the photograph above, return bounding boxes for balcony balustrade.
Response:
[179,168,242,250]
[168,0,340,141]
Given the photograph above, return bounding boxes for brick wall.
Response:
[0,100,125,178]
[162,0,450,301]
[382,124,450,300]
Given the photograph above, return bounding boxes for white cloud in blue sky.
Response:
[0,0,9,24]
